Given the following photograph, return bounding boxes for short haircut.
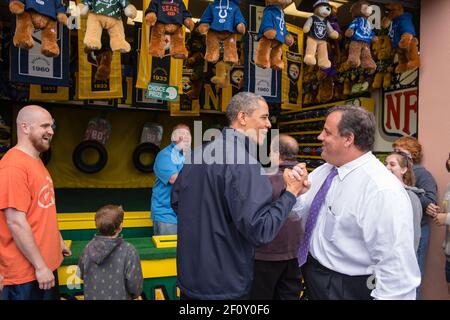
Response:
[390,152,416,186]
[328,105,375,152]
[95,205,124,236]
[171,124,191,142]
[392,136,422,164]
[225,92,267,124]
[273,134,299,161]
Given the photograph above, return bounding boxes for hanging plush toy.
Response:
[303,0,339,69]
[79,0,137,53]
[345,0,377,71]
[255,0,294,70]
[185,24,206,99]
[85,30,113,81]
[382,3,419,73]
[198,0,246,64]
[9,0,68,57]
[145,0,195,59]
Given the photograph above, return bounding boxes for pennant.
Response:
[29,84,69,101]
[282,23,303,111]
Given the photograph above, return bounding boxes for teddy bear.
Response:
[198,0,246,64]
[254,0,294,70]
[79,0,137,53]
[345,0,377,71]
[9,0,68,57]
[371,34,393,89]
[303,0,339,69]
[85,29,113,81]
[381,3,419,73]
[185,24,205,99]
[145,0,195,59]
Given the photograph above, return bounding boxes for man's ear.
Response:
[343,133,354,148]
[237,111,247,126]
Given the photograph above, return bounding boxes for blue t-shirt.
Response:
[21,0,66,20]
[348,16,375,44]
[388,12,416,48]
[145,0,192,26]
[257,5,286,44]
[151,143,185,224]
[200,0,246,33]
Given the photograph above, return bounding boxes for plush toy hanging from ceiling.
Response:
[79,0,137,53]
[381,3,419,73]
[145,0,195,59]
[198,0,246,65]
[302,0,339,69]
[344,0,377,71]
[255,0,294,70]
[9,0,68,57]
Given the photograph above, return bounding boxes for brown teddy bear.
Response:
[381,3,419,73]
[85,30,113,81]
[9,0,68,57]
[185,24,206,99]
[345,0,377,71]
[79,0,137,53]
[145,0,195,59]
[371,34,393,89]
[303,0,339,69]
[254,0,294,70]
[198,0,246,64]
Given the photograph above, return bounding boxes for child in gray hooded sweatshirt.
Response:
[78,205,143,300]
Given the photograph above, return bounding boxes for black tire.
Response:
[40,148,51,166]
[72,140,108,174]
[133,142,160,173]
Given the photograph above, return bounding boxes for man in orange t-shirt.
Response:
[0,105,71,300]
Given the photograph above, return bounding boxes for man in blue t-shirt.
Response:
[151,124,191,235]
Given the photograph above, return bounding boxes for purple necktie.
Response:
[298,166,338,267]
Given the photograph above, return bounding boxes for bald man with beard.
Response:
[0,105,71,300]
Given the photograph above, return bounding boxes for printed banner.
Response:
[77,16,122,99]
[29,84,69,101]
[136,0,188,112]
[244,3,281,104]
[10,21,69,86]
[282,23,303,111]
[382,87,418,137]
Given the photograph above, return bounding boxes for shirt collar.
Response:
[335,151,374,180]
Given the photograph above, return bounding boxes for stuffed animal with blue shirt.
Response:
[345,0,378,70]
[255,0,294,70]
[9,0,68,57]
[198,0,246,64]
[381,2,419,73]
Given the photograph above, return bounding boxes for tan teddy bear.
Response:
[255,0,294,70]
[9,0,68,57]
[197,0,246,64]
[79,0,137,53]
[144,0,194,59]
[303,0,339,69]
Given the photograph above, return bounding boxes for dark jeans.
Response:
[302,255,373,300]
[2,271,60,300]
[250,258,302,300]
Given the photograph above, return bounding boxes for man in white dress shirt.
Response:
[293,105,421,300]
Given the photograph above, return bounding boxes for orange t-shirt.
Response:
[0,148,63,285]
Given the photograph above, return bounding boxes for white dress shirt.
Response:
[292,152,421,300]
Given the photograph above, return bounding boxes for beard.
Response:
[30,134,51,153]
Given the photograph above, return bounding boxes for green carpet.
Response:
[62,237,176,265]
